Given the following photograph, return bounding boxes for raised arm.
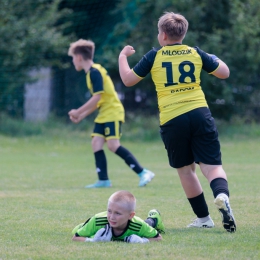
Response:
[207,54,230,79]
[211,59,230,79]
[118,45,142,87]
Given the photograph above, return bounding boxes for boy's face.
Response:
[72,54,83,71]
[107,201,135,230]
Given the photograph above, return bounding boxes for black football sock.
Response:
[94,150,108,180]
[188,192,209,218]
[210,178,229,198]
[115,146,143,174]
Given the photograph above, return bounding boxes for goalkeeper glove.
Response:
[124,234,149,243]
[85,224,112,242]
[85,237,94,242]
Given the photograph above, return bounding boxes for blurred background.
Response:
[1,0,260,136]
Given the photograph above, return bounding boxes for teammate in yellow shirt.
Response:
[118,12,236,232]
[68,39,154,188]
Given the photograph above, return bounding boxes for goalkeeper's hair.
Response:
[158,12,188,41]
[108,190,136,212]
[68,39,95,60]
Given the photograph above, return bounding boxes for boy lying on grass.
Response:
[72,190,165,243]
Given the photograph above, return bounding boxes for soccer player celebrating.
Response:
[68,39,155,188]
[118,12,236,232]
[71,190,165,242]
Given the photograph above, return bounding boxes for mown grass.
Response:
[0,117,260,259]
[1,112,260,141]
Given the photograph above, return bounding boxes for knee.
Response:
[177,163,196,175]
[107,142,118,153]
[200,164,226,182]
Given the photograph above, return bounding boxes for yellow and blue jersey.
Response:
[132,44,219,125]
[86,63,125,123]
[75,211,158,241]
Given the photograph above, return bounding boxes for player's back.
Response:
[87,63,125,123]
[146,44,210,124]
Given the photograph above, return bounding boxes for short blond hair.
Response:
[68,39,95,60]
[158,12,188,41]
[108,190,136,212]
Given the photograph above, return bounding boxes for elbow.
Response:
[124,82,134,87]
[156,234,163,241]
[214,67,230,79]
[220,70,230,79]
[219,75,229,80]
[218,63,230,79]
[122,79,135,87]
[226,70,230,78]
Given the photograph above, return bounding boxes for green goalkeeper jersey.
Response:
[75,211,158,241]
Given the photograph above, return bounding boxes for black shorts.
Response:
[91,121,122,140]
[160,107,222,168]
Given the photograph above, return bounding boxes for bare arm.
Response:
[211,59,230,79]
[207,54,230,79]
[72,235,87,242]
[148,233,162,242]
[68,94,101,123]
[118,45,142,86]
[72,224,112,242]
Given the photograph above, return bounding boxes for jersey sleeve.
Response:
[193,46,220,73]
[138,220,158,238]
[132,48,159,78]
[90,67,104,94]
[76,217,97,238]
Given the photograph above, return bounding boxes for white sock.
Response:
[198,215,211,223]
[217,193,229,202]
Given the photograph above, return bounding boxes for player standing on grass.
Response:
[68,39,154,188]
[118,12,236,232]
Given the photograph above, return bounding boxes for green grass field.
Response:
[0,129,260,260]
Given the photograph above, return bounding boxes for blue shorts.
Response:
[160,107,222,168]
[91,121,122,140]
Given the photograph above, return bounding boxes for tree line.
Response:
[1,0,260,121]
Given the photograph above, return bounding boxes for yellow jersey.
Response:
[86,63,125,123]
[132,44,219,125]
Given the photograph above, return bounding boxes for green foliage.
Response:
[0,113,93,138]
[1,0,260,121]
[123,112,160,142]
[0,113,43,136]
[59,0,119,56]
[99,0,260,120]
[1,113,260,143]
[0,0,74,115]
